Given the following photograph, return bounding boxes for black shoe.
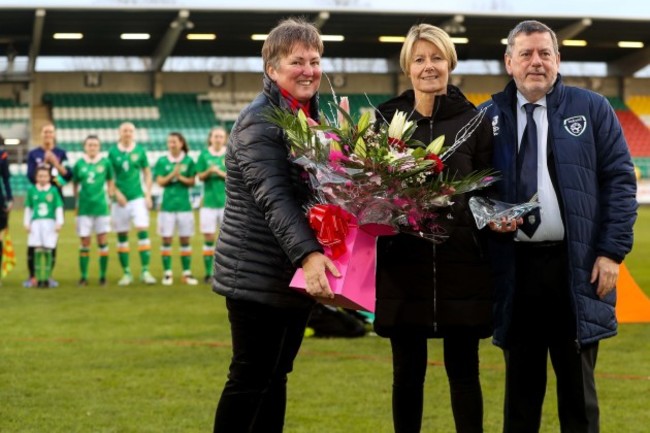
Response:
[78,278,88,287]
[203,275,212,284]
[37,281,45,288]
[99,277,107,286]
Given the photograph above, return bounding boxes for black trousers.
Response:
[390,333,483,433]
[213,298,311,433]
[503,242,599,433]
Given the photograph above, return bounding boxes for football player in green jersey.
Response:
[72,135,115,286]
[196,127,227,283]
[108,122,156,286]
[154,132,198,286]
[23,167,64,288]
[24,123,71,288]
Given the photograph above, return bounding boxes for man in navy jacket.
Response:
[481,21,637,433]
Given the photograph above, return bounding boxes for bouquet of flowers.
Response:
[266,96,497,242]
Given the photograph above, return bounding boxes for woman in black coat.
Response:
[211,18,339,433]
[374,24,494,433]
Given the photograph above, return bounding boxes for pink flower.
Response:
[407,213,420,230]
[325,132,341,141]
[329,150,348,164]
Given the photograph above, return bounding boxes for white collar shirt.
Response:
[515,91,565,242]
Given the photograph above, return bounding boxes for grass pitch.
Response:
[1,209,649,432]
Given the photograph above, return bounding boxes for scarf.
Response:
[279,87,311,117]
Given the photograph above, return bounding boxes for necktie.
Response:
[517,103,541,237]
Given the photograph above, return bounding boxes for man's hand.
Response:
[301,251,340,299]
[590,256,619,299]
[145,195,153,210]
[488,216,523,233]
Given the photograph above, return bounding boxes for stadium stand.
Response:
[43,92,220,152]
[626,96,650,126]
[609,96,650,177]
[0,98,29,145]
[44,92,392,153]
[32,91,393,199]
[465,92,492,108]
[35,90,650,186]
[8,163,30,197]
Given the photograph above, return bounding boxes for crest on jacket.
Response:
[563,115,587,137]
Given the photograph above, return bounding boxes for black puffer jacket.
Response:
[374,86,494,338]
[212,75,322,309]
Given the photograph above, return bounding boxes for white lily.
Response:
[426,135,445,155]
[388,111,414,140]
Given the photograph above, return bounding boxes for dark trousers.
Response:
[391,333,483,433]
[213,298,311,433]
[503,242,599,433]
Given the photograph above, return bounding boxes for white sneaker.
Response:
[118,274,133,286]
[161,272,173,286]
[141,271,157,285]
[182,272,199,286]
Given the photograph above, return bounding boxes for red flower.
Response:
[425,153,445,174]
[388,137,407,151]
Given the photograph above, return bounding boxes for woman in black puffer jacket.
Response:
[212,18,338,433]
[374,24,494,433]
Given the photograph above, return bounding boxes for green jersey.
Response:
[154,154,196,212]
[107,144,149,201]
[196,148,226,209]
[73,157,114,216]
[25,184,63,221]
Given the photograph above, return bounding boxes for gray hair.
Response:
[505,20,559,56]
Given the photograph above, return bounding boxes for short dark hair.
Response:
[262,17,323,72]
[84,134,100,144]
[505,20,559,56]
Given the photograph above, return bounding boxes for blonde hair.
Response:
[262,17,323,72]
[399,24,458,75]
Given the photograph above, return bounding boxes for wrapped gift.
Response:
[290,205,377,312]
[468,196,540,229]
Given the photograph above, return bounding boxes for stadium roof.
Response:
[1,8,649,77]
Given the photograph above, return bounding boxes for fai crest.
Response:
[563,115,587,137]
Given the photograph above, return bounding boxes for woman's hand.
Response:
[488,216,523,233]
[301,251,340,299]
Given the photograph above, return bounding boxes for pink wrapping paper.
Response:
[290,226,377,312]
